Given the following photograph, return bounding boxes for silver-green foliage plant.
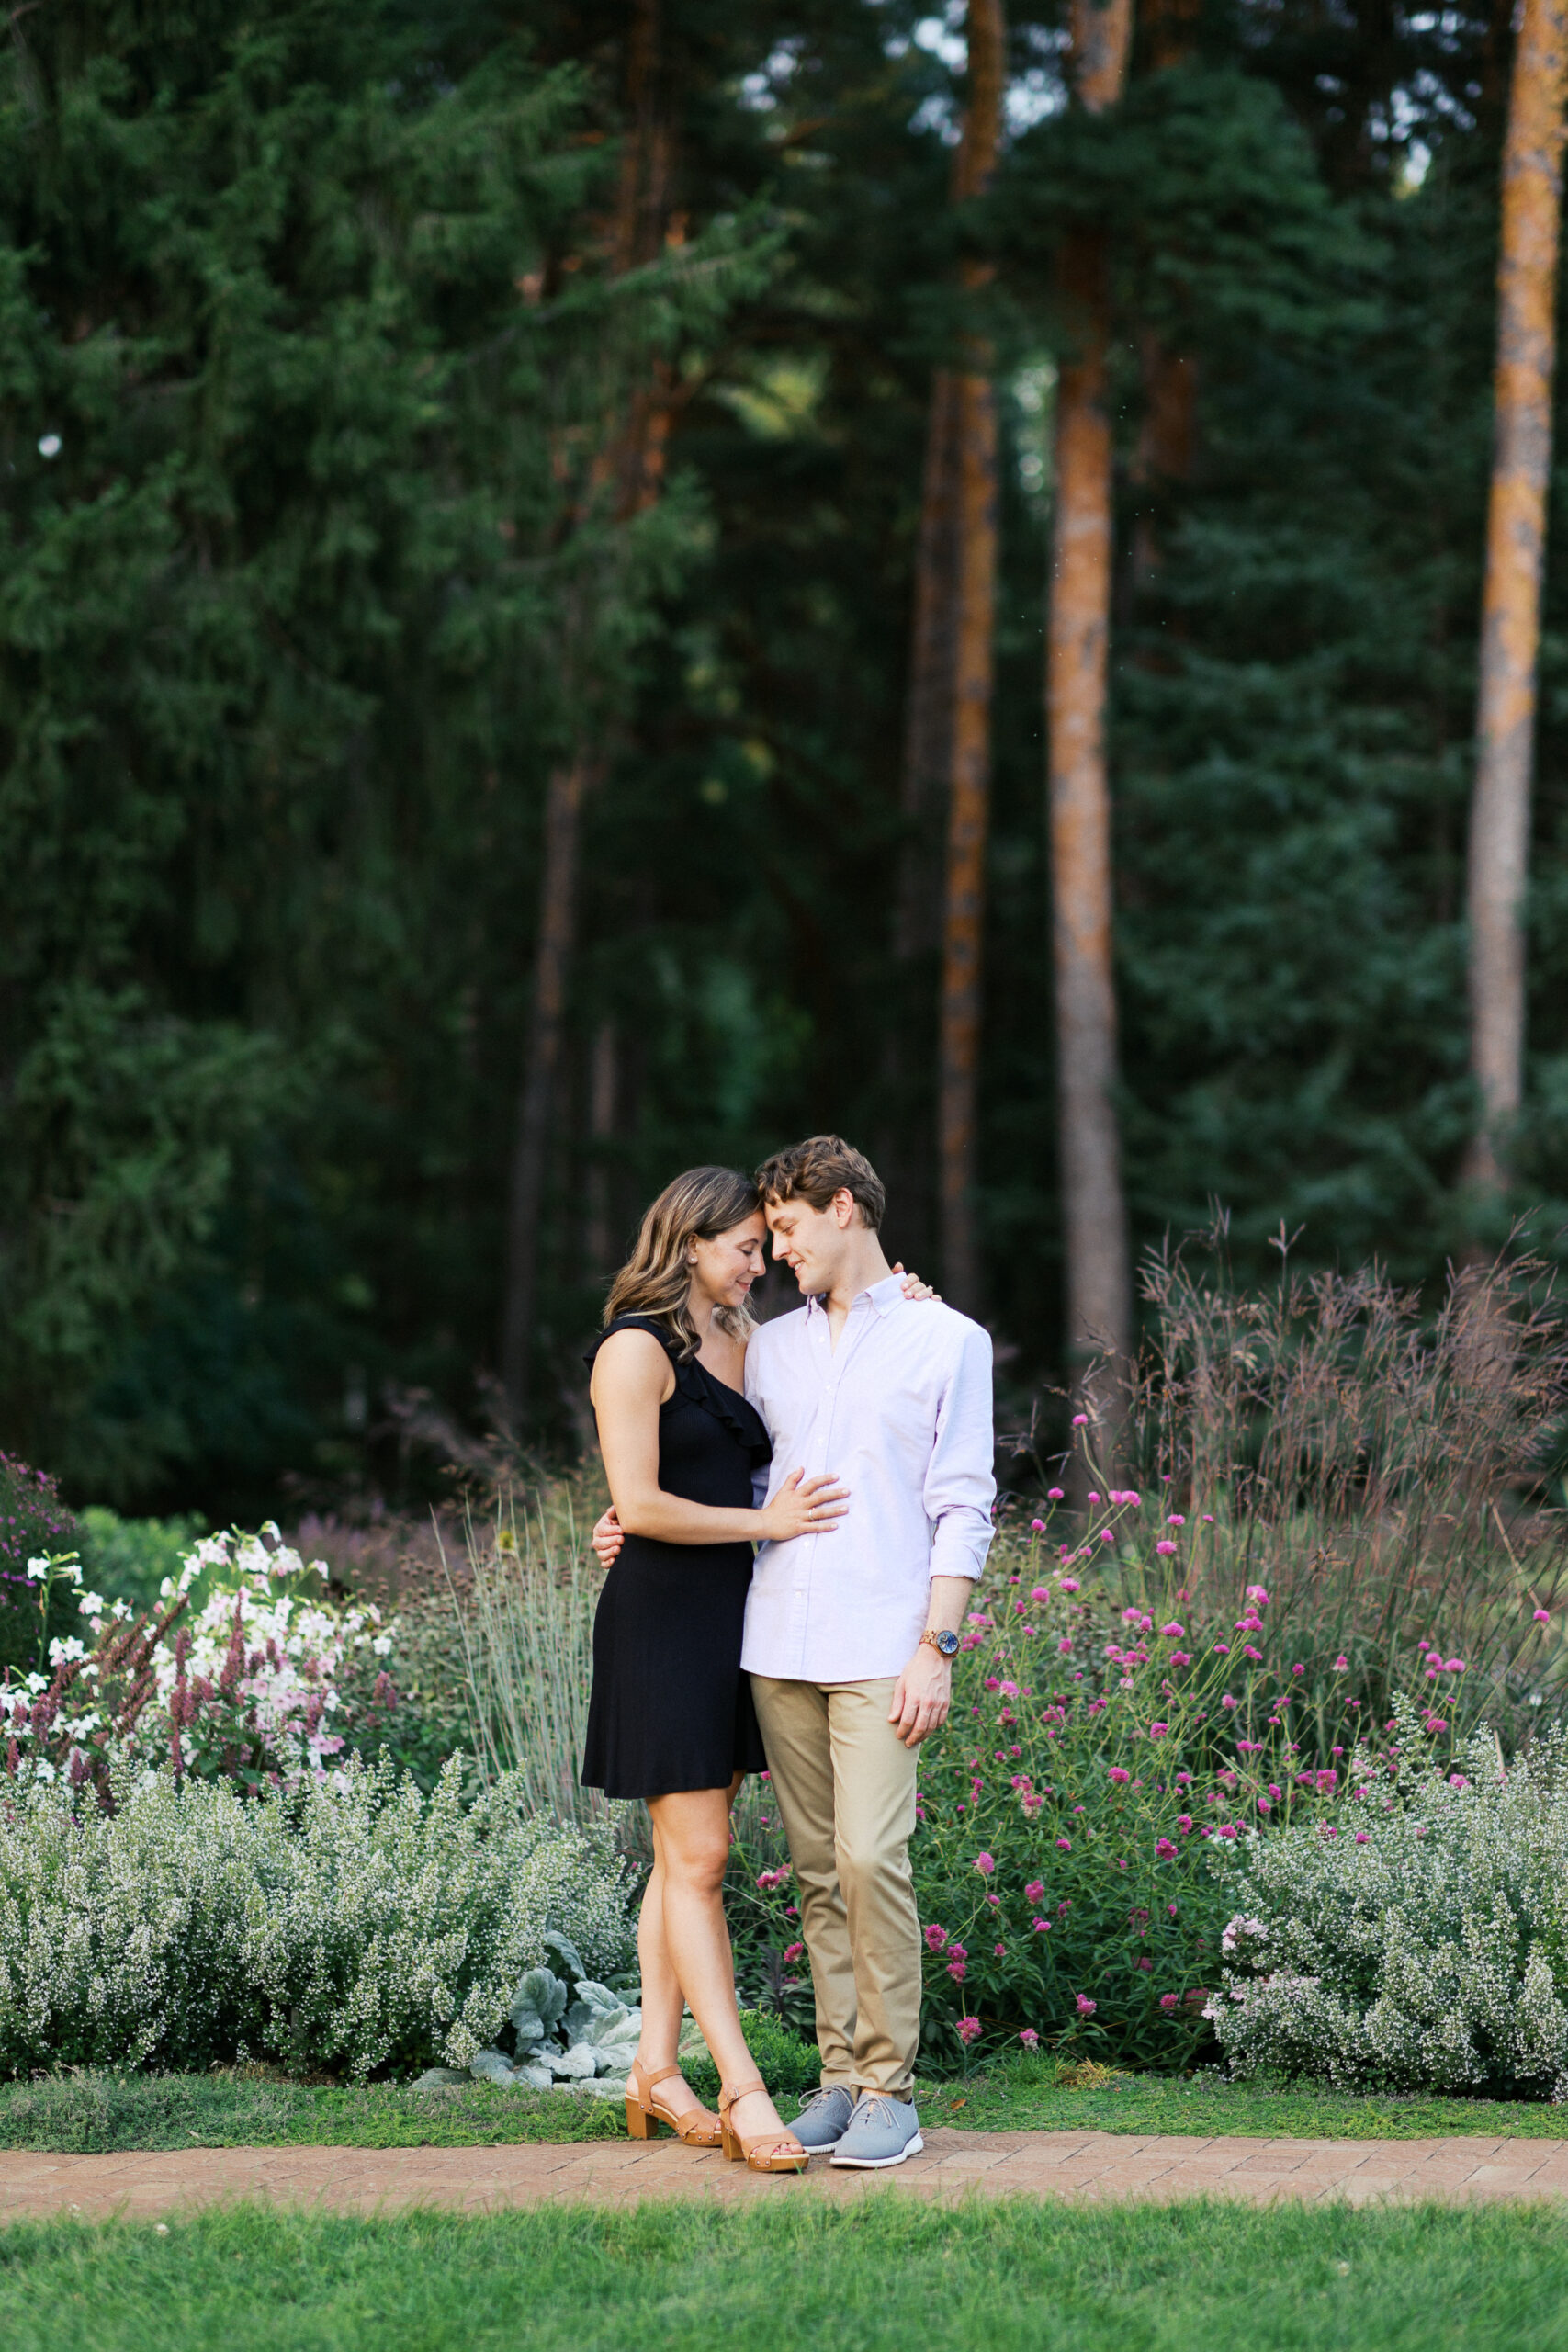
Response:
[1206,1701,1568,2099]
[0,1756,634,2082]
[457,1930,642,2098]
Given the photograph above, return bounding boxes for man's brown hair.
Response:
[754,1135,886,1231]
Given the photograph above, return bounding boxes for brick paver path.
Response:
[6,2130,1568,2221]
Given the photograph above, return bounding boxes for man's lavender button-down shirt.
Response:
[739,1271,996,1683]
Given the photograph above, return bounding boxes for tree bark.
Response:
[1464,0,1568,1200]
[936,0,1006,1316]
[502,756,594,1406]
[500,0,671,1413]
[1047,0,1134,1389]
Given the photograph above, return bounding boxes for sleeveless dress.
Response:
[581,1314,773,1800]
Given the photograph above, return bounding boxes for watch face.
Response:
[935,1628,960,1657]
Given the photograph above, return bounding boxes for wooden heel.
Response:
[625,2097,663,2140]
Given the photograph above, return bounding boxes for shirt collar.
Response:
[804,1272,905,1319]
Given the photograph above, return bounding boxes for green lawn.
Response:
[4,2059,1567,2154]
[3,2200,1567,2351]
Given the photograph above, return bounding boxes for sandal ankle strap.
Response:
[718,2076,766,2114]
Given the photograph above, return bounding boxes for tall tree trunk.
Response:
[583,1016,619,1277]
[502,756,594,1405]
[1464,0,1568,1201]
[500,0,671,1414]
[1130,0,1198,593]
[1047,0,1134,1396]
[936,0,1005,1315]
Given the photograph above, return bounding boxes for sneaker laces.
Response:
[847,2094,904,2135]
[796,2085,850,2120]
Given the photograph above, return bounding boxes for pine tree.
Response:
[1046,0,1135,1396]
[1463,0,1568,1204]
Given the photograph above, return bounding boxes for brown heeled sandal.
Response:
[624,2060,723,2148]
[718,2076,808,2174]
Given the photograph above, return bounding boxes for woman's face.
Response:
[688,1212,768,1310]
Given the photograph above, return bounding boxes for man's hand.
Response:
[887,1640,952,1748]
[591,1506,624,1569]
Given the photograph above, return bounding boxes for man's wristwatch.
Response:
[920,1627,960,1659]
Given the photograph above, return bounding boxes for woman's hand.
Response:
[759,1467,850,1544]
[591,1506,624,1569]
[892,1261,941,1303]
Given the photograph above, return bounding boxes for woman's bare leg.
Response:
[631,1811,704,2120]
[645,1781,799,2150]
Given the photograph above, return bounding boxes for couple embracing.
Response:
[581,1135,995,2174]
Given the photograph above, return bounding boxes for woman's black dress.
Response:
[581,1314,773,1800]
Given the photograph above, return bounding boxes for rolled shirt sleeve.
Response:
[925,1320,996,1582]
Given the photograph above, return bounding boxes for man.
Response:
[742,1135,994,2169]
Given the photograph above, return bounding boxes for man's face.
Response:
[765,1192,852,1295]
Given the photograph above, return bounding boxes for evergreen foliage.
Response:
[2,0,1564,1506]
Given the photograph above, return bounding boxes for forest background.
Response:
[4,0,1566,1521]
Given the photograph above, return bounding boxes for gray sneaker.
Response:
[829,2092,924,2170]
[792,2083,857,2154]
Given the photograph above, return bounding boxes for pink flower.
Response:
[1149,1720,1169,1738]
[1333,1655,1348,1671]
[1292,1662,1304,1676]
[1058,1638,1075,1655]
[946,1944,968,1962]
[946,1960,967,1982]
[1088,1492,1100,1505]
[1170,1652,1192,1667]
[1099,1528,1115,1544]
[1156,1540,1178,1556]
[1158,1993,1179,2011]
[924,1924,949,1951]
[1246,1585,1270,1607]
[1072,1414,1089,1428]
[1030,1518,1045,1532]
[1446,1658,1467,1673]
[1160,1623,1185,1639]
[1108,1766,1131,1785]
[1076,1995,1097,2016]
[1155,1837,1178,1860]
[957,2016,983,2044]
[993,1941,1007,1958]
[1019,2028,1040,2049]
[1166,1513,1185,1527]
[1024,1879,1045,1903]
[1176,1815,1193,1834]
[783,1941,805,1962]
[1032,1917,1051,1933]
[1221,1692,1237,1710]
[1534,1608,1551,1624]
[974,1852,996,1875]
[1354,1830,1370,1844]
[1056,1835,1072,1851]
[1047,1487,1065,1501]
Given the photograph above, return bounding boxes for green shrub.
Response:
[75,1507,206,1615]
[682,2011,821,2106]
[1206,1703,1568,2100]
[0,1455,79,1679]
[0,1757,636,2081]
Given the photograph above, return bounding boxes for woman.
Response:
[582,1164,929,2174]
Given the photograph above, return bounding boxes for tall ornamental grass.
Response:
[1110,1236,1568,1748]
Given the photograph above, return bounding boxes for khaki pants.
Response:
[750,1675,920,2097]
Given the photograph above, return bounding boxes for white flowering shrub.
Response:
[1206,1700,1568,2099]
[0,1756,635,2081]
[5,1527,400,1793]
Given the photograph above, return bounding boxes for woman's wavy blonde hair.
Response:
[603,1165,762,1360]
